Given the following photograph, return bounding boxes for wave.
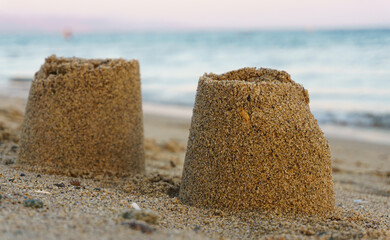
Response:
[309,87,390,97]
[314,111,390,129]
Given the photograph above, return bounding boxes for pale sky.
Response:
[1,0,390,31]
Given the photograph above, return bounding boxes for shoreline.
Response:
[1,78,390,142]
[2,94,390,146]
[144,102,390,146]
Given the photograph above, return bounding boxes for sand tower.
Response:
[18,55,145,178]
[179,68,334,214]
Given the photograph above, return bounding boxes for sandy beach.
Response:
[0,95,389,239]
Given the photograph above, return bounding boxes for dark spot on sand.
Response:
[23,199,43,208]
[53,183,65,188]
[11,145,18,152]
[193,225,201,232]
[167,185,180,198]
[169,160,176,168]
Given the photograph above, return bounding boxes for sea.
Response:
[0,29,390,143]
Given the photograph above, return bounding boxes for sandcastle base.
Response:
[18,55,145,178]
[179,68,334,214]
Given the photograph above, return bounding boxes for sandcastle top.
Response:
[204,67,293,84]
[200,67,310,104]
[34,55,139,83]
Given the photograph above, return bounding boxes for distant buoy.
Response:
[62,29,73,40]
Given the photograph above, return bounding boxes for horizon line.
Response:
[1,26,390,34]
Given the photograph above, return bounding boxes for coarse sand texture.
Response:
[18,55,145,178]
[179,68,334,214]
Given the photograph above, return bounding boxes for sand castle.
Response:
[179,68,334,214]
[18,55,145,178]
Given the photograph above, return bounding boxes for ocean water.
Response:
[0,30,390,130]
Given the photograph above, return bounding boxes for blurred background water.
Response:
[0,29,390,130]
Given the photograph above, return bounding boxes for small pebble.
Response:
[353,199,368,204]
[53,183,65,188]
[122,221,154,234]
[121,209,159,225]
[23,199,44,208]
[70,180,81,186]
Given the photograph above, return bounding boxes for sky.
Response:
[1,0,390,31]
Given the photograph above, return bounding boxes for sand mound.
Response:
[18,55,145,178]
[180,68,334,214]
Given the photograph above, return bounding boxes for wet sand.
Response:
[0,95,389,239]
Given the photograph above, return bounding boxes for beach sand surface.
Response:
[0,95,389,239]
